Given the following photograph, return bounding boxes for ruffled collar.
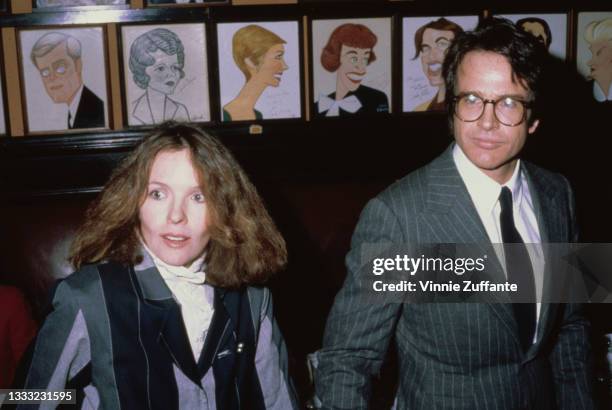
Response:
[141,241,206,285]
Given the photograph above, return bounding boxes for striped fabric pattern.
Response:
[17,251,297,409]
[315,145,593,410]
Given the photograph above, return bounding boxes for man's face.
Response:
[520,22,549,49]
[587,39,612,90]
[337,44,371,93]
[420,28,455,87]
[34,42,82,105]
[453,51,539,184]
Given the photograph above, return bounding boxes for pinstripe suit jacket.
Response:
[315,145,593,409]
[13,251,297,409]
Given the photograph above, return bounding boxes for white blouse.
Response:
[143,243,214,361]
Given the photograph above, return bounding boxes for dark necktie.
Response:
[499,186,536,352]
[68,112,72,129]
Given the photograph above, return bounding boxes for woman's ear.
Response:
[245,57,258,76]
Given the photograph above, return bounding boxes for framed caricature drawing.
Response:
[576,12,612,103]
[217,20,301,122]
[19,27,110,134]
[402,15,478,113]
[121,23,210,126]
[498,13,568,60]
[311,17,392,118]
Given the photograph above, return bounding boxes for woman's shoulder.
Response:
[245,286,273,318]
[62,263,104,287]
[60,262,130,299]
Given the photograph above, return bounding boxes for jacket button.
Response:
[237,342,244,353]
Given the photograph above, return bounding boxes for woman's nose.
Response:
[168,201,186,224]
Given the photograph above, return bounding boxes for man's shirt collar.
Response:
[452,143,522,215]
[593,81,612,102]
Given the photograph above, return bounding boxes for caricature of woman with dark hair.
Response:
[316,23,389,117]
[129,28,190,125]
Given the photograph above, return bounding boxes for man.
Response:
[584,18,612,103]
[517,17,552,50]
[315,19,593,409]
[31,32,105,130]
[413,18,463,111]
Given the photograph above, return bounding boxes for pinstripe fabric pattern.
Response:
[314,145,593,410]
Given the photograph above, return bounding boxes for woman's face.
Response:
[145,49,182,95]
[337,45,371,93]
[253,43,288,87]
[139,149,210,267]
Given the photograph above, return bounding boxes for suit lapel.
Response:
[426,146,519,338]
[198,288,233,375]
[521,164,565,362]
[132,93,153,125]
[133,263,202,387]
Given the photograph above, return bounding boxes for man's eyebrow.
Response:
[434,36,452,44]
[458,91,530,100]
[51,59,68,68]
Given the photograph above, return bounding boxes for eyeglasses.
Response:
[452,93,533,127]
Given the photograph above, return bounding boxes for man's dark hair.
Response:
[442,17,547,126]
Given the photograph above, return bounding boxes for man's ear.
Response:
[75,58,83,75]
[528,118,540,134]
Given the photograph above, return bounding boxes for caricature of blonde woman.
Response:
[584,18,612,102]
[223,25,288,121]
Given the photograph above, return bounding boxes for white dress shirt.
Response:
[453,144,545,338]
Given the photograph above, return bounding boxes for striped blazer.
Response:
[314,145,593,409]
[14,252,297,409]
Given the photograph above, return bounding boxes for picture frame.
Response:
[34,0,129,10]
[310,17,393,119]
[497,13,568,60]
[402,15,478,113]
[146,0,228,6]
[18,26,111,135]
[576,11,612,103]
[0,49,6,136]
[216,20,302,122]
[0,29,8,136]
[121,23,211,126]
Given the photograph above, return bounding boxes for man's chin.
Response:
[427,77,443,87]
[50,96,67,104]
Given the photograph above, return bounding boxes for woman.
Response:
[316,23,389,117]
[584,17,612,102]
[19,123,297,409]
[129,28,190,125]
[223,25,288,122]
